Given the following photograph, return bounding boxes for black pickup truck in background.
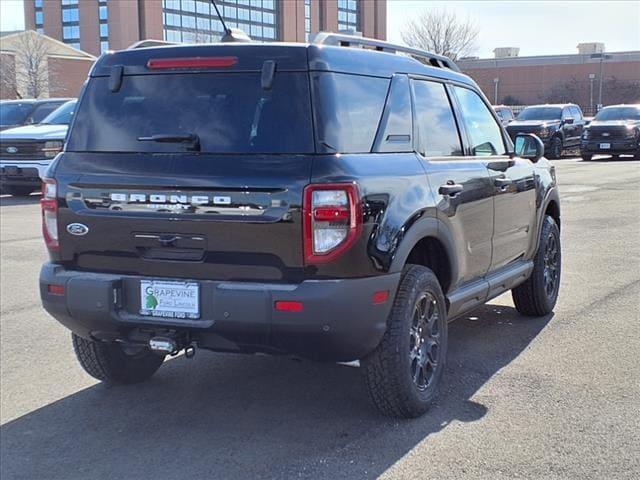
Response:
[580,104,640,160]
[506,103,585,159]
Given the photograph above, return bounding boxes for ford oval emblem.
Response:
[6,146,18,154]
[67,223,89,236]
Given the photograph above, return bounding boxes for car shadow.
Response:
[0,193,41,207]
[0,303,552,480]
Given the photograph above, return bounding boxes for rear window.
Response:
[67,72,314,154]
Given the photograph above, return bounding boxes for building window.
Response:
[99,0,109,54]
[337,0,359,32]
[61,0,80,47]
[162,0,278,43]
[34,0,44,30]
[304,0,311,41]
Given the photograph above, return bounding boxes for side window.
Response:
[373,75,413,153]
[30,103,61,123]
[412,80,462,157]
[453,86,506,156]
[571,106,583,121]
[561,108,572,121]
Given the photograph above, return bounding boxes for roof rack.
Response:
[312,32,461,73]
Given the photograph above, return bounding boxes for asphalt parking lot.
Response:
[1,157,639,480]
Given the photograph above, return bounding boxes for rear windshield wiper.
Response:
[137,133,200,151]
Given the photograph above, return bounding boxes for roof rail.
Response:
[312,32,461,73]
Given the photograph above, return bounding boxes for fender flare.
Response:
[532,187,561,254]
[388,215,459,291]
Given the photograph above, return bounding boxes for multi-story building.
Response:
[458,45,640,114]
[24,0,387,57]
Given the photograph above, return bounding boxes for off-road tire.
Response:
[72,333,165,384]
[5,186,35,196]
[547,137,563,159]
[580,153,592,162]
[512,215,561,316]
[362,265,448,418]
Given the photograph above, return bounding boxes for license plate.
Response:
[599,143,611,149]
[140,280,200,319]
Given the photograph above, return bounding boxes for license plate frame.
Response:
[139,280,200,319]
[599,143,611,149]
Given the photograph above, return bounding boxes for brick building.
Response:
[458,46,640,114]
[0,30,95,99]
[24,0,387,57]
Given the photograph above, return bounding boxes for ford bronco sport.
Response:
[39,33,561,418]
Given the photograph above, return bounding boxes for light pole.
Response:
[592,53,612,111]
[588,73,596,114]
[493,77,499,104]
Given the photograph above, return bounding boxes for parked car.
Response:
[580,104,640,161]
[0,98,72,131]
[506,103,585,159]
[39,34,561,418]
[0,100,76,196]
[493,105,515,126]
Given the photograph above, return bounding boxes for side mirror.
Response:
[514,134,544,162]
[563,117,574,125]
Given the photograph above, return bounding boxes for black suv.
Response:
[39,34,561,418]
[580,104,640,160]
[507,103,585,159]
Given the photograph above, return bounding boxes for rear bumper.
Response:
[580,140,639,155]
[0,160,51,187]
[40,263,400,361]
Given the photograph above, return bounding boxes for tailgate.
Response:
[55,153,311,282]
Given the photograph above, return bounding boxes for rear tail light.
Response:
[41,178,59,251]
[303,183,362,264]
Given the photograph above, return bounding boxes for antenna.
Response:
[210,0,230,36]
[210,0,252,42]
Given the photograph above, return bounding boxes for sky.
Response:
[1,0,639,57]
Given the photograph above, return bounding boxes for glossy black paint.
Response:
[42,42,560,360]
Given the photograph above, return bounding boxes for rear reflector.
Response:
[275,301,304,312]
[372,290,389,305]
[47,284,65,295]
[146,56,238,70]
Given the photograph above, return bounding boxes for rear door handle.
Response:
[438,183,464,196]
[494,177,513,189]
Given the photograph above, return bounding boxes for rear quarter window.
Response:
[311,72,390,154]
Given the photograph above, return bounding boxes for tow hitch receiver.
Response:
[149,336,178,355]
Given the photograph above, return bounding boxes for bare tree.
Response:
[8,32,52,98]
[401,9,479,61]
[0,53,19,99]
